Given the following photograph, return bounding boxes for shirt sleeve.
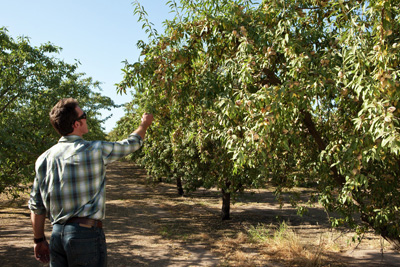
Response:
[102,133,143,165]
[28,157,47,215]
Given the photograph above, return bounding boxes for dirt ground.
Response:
[1,161,399,266]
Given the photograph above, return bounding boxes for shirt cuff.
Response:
[128,133,143,144]
[30,208,46,215]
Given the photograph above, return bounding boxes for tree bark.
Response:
[301,110,346,185]
[176,177,184,196]
[221,186,231,220]
[361,214,400,250]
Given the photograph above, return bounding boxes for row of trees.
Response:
[112,0,400,248]
[0,28,117,197]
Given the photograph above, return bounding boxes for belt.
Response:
[66,217,103,228]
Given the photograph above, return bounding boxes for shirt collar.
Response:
[58,135,83,143]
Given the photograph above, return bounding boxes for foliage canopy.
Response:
[115,0,400,247]
[0,28,118,197]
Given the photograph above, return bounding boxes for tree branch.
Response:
[0,93,19,114]
[301,110,346,185]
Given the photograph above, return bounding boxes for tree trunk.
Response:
[361,214,400,250]
[221,187,231,220]
[176,177,184,196]
[301,110,345,185]
[301,110,400,250]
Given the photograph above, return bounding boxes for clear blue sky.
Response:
[1,0,174,133]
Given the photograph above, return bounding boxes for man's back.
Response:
[29,134,143,224]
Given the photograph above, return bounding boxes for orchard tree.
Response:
[0,28,117,197]
[118,0,400,247]
[120,0,265,219]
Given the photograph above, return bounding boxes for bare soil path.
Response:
[1,161,399,266]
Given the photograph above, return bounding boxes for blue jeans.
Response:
[50,222,107,267]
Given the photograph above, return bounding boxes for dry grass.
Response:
[208,221,362,266]
[151,181,396,266]
[213,232,261,267]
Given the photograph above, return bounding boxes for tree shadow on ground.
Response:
[0,198,52,267]
[104,161,219,266]
[1,161,399,267]
[0,245,43,267]
[104,162,400,266]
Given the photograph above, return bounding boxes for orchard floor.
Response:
[1,161,399,266]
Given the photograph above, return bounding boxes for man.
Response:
[28,98,153,266]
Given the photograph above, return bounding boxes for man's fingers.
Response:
[36,254,50,263]
[141,113,154,124]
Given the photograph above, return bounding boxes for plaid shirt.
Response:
[28,134,143,224]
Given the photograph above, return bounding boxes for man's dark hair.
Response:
[49,98,80,136]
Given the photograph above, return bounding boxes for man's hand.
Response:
[34,240,50,264]
[140,113,153,128]
[31,213,49,263]
[133,113,154,139]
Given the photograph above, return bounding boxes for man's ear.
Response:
[72,121,79,129]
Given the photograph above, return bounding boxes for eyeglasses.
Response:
[75,112,87,122]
